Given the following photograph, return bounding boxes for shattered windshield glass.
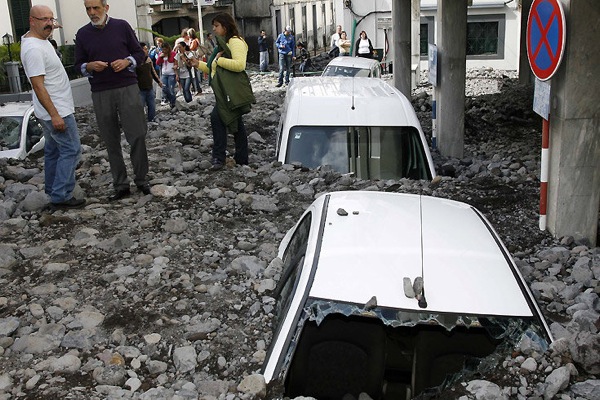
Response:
[273,298,551,399]
[304,299,550,348]
[0,116,23,151]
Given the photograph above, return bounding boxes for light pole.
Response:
[2,33,13,61]
[3,33,21,93]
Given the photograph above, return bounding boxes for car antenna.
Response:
[351,74,355,110]
[418,195,428,308]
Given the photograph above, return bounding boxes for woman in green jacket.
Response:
[191,13,251,170]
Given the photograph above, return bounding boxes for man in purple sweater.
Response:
[75,0,150,201]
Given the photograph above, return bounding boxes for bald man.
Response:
[21,5,86,209]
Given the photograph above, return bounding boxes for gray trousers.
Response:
[92,84,149,190]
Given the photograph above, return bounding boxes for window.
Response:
[0,115,23,151]
[420,15,505,60]
[466,15,505,59]
[419,17,434,57]
[273,213,312,325]
[286,126,432,180]
[9,0,30,39]
[467,21,499,55]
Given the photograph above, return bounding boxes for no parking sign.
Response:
[526,0,566,81]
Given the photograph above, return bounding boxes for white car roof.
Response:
[325,56,380,70]
[284,77,421,127]
[307,191,536,317]
[0,102,33,117]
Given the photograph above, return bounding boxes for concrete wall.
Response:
[0,77,91,106]
[547,0,600,245]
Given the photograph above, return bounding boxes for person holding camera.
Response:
[175,41,194,103]
[258,30,269,72]
[156,42,177,110]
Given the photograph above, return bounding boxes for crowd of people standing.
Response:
[19,0,374,208]
[20,0,256,208]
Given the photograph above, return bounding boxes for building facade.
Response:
[329,0,522,71]
[1,0,522,70]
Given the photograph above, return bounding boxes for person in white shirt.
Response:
[355,30,374,58]
[21,5,85,209]
[329,25,342,57]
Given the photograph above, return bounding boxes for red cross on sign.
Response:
[526,0,566,81]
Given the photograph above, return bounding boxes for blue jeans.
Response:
[161,74,176,107]
[278,53,293,84]
[190,67,201,92]
[139,88,156,121]
[40,114,81,203]
[259,50,269,72]
[210,107,248,165]
[180,77,192,103]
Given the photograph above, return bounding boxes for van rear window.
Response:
[286,126,432,180]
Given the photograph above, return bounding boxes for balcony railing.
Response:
[162,0,182,10]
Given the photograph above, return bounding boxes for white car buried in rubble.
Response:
[276,77,436,180]
[0,102,45,159]
[262,191,553,400]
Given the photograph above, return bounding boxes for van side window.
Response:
[286,127,350,173]
[365,126,431,180]
[273,212,312,326]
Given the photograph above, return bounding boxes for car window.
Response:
[0,116,23,151]
[273,212,312,326]
[322,65,367,77]
[286,126,432,180]
[26,115,44,152]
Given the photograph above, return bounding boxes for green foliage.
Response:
[137,28,180,46]
[59,44,76,65]
[0,42,21,63]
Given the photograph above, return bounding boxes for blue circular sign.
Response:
[526,0,566,81]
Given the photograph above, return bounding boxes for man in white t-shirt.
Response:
[329,25,342,58]
[21,5,85,209]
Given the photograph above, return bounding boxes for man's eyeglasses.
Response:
[32,16,58,23]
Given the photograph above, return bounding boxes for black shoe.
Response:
[109,188,131,201]
[137,184,151,195]
[51,197,86,209]
[210,158,224,171]
[275,83,283,87]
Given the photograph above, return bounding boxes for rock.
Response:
[544,366,571,399]
[173,346,197,373]
[237,374,266,398]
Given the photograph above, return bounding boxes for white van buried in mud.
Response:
[262,191,553,399]
[276,77,436,180]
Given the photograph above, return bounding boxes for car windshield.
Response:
[322,65,371,77]
[0,116,24,151]
[276,298,551,398]
[285,125,432,180]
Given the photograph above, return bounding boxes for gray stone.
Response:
[0,317,20,336]
[20,191,49,212]
[173,345,197,373]
[237,374,266,398]
[543,366,571,399]
[93,365,127,386]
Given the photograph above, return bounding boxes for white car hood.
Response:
[308,192,534,317]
